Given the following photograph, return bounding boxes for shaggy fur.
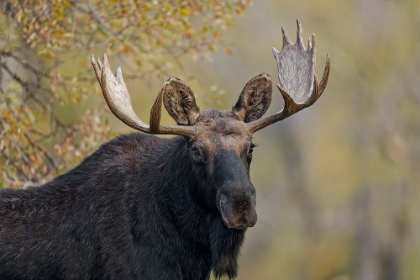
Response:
[0,133,245,280]
[0,72,276,279]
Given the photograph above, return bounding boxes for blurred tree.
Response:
[0,0,251,188]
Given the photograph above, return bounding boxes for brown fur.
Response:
[190,110,253,161]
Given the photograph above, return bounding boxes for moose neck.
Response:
[157,136,245,279]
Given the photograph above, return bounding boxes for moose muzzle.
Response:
[217,186,257,230]
[213,151,258,230]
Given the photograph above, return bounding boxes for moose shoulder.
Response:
[0,21,330,280]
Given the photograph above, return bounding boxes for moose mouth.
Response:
[219,197,257,230]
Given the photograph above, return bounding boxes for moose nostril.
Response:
[218,191,258,230]
[234,196,251,210]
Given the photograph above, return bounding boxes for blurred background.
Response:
[1,0,419,279]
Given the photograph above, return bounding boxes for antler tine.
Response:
[281,27,293,48]
[149,86,164,134]
[91,54,195,137]
[91,54,149,132]
[296,19,304,49]
[307,37,312,51]
[247,21,330,134]
[318,54,330,95]
[91,55,101,84]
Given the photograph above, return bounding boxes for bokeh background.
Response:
[1,0,420,279]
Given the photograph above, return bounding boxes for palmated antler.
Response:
[91,54,195,137]
[247,20,330,133]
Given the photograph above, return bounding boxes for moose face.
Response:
[159,75,272,230]
[188,110,257,230]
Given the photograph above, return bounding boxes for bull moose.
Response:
[0,21,330,279]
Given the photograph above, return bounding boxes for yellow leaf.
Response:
[181,9,191,16]
[186,28,194,37]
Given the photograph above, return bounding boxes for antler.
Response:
[91,54,195,137]
[247,20,330,133]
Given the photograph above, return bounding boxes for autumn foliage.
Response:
[0,0,251,188]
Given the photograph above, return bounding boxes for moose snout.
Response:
[217,187,257,230]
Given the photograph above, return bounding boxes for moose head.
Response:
[91,20,330,231]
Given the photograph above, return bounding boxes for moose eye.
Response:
[191,147,202,161]
[246,144,255,164]
[248,144,255,155]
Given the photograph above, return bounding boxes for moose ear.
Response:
[161,78,201,125]
[232,73,272,123]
